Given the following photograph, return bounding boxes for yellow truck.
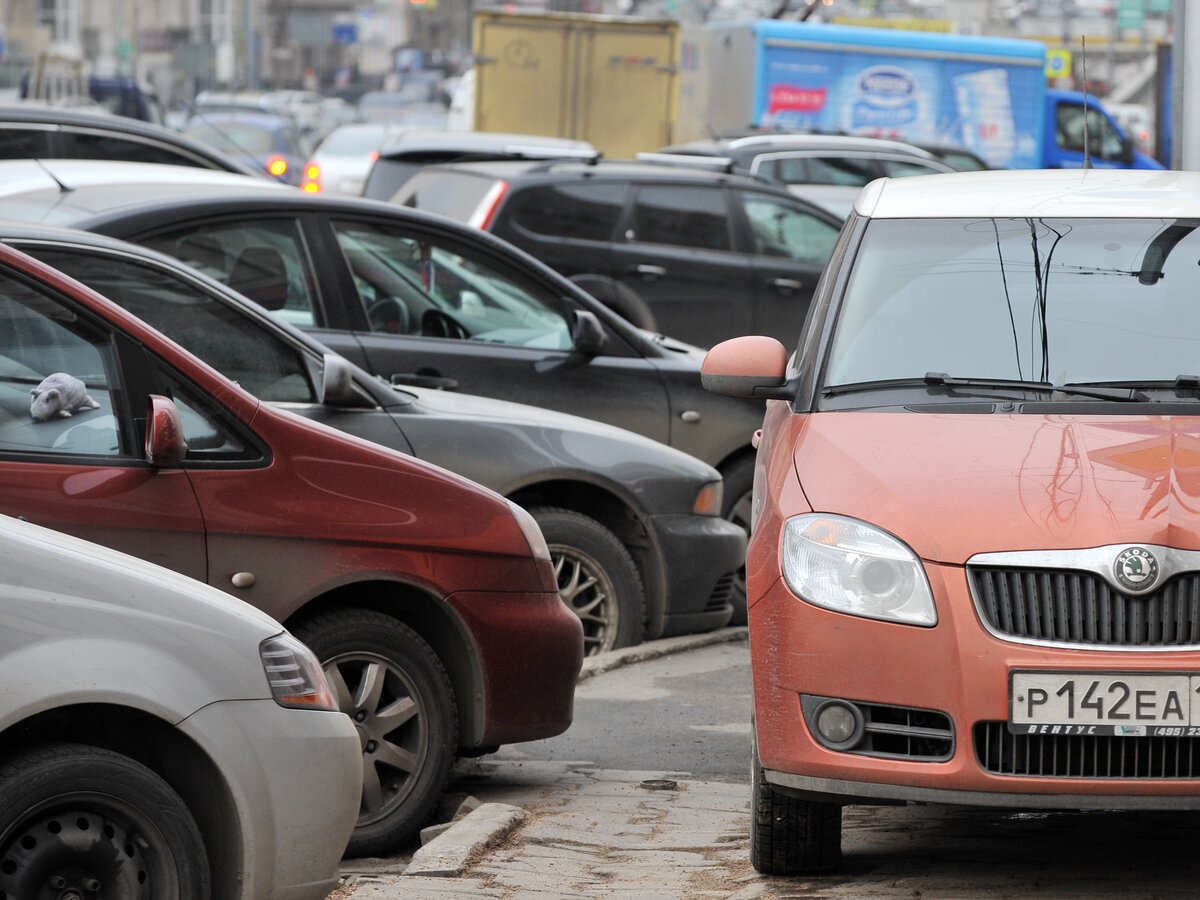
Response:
[471,8,680,159]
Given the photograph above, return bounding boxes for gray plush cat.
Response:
[30,373,101,422]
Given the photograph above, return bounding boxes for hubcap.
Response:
[0,801,155,900]
[322,653,425,827]
[550,544,619,655]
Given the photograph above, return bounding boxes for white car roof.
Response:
[856,169,1200,220]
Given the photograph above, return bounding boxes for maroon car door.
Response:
[0,264,207,579]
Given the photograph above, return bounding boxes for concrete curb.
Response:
[403,802,526,877]
[578,625,748,682]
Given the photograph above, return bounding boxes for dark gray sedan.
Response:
[4,222,744,654]
[0,159,763,621]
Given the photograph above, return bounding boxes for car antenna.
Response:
[32,158,72,193]
[1080,36,1093,170]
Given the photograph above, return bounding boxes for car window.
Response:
[140,219,321,329]
[772,155,876,187]
[28,249,316,404]
[183,122,276,156]
[330,219,573,351]
[878,158,946,178]
[740,194,841,264]
[0,269,124,458]
[629,185,731,251]
[0,128,52,159]
[66,132,210,168]
[394,170,499,221]
[157,370,253,460]
[506,183,626,241]
[1055,104,1126,161]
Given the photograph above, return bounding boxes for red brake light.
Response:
[468,180,509,231]
[266,155,289,178]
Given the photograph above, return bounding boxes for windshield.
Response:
[825,217,1200,388]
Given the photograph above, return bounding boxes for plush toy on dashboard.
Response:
[29,373,101,422]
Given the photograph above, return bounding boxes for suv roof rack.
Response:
[633,152,735,173]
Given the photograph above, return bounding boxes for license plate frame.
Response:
[1009,671,1200,737]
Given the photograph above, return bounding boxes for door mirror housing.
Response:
[320,353,359,405]
[571,309,607,357]
[702,336,791,399]
[145,394,188,467]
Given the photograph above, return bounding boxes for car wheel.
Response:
[720,455,754,626]
[568,274,659,332]
[750,729,841,875]
[0,742,210,900]
[530,507,644,656]
[293,609,457,858]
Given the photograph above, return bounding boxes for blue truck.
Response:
[677,21,1161,170]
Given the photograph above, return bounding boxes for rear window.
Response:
[396,170,501,222]
[184,122,276,155]
[505,183,626,241]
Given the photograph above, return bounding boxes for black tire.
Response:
[293,609,457,858]
[530,506,644,656]
[720,455,755,626]
[750,731,842,875]
[0,742,210,900]
[568,274,659,332]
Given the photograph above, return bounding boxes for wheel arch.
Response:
[283,579,487,749]
[0,704,242,899]
[509,479,665,639]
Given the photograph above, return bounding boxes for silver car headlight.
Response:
[781,514,936,627]
[260,632,340,711]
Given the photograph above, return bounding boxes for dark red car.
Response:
[0,242,582,856]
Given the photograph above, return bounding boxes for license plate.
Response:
[1009,672,1200,737]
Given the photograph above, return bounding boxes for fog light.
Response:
[814,700,863,748]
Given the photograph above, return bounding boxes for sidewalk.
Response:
[336,628,758,899]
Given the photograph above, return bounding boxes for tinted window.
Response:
[1055,104,1126,161]
[29,249,316,403]
[0,128,52,159]
[507,183,625,241]
[67,132,209,168]
[740,194,840,264]
[184,122,277,155]
[332,219,572,351]
[394,170,499,221]
[141,219,321,329]
[630,185,731,251]
[764,155,876,187]
[0,269,123,457]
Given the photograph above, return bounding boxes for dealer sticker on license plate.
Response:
[1010,672,1200,737]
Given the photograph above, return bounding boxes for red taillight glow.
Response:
[468,180,509,230]
[300,161,321,192]
[266,155,289,178]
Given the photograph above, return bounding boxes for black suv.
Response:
[392,159,845,350]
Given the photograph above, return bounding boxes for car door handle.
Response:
[391,373,459,391]
[771,278,804,293]
[634,264,666,280]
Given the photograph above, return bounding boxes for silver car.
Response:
[0,514,361,899]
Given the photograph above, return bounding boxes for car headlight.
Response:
[260,632,340,711]
[508,501,551,562]
[781,514,936,627]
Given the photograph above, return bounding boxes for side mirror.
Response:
[571,309,607,357]
[145,395,188,467]
[701,336,790,399]
[320,353,359,405]
[1121,135,1135,166]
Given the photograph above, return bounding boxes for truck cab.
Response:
[1044,88,1162,170]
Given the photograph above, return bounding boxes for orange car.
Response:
[704,169,1200,874]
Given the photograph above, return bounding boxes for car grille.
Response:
[704,572,737,614]
[968,567,1200,647]
[975,721,1200,778]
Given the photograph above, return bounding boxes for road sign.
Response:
[1045,48,1071,80]
[1117,0,1145,29]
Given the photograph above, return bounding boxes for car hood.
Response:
[794,412,1200,564]
[395,384,723,510]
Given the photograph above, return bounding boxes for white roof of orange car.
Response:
[856,169,1200,219]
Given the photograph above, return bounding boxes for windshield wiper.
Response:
[922,373,1148,402]
[1070,375,1200,395]
[823,374,1148,402]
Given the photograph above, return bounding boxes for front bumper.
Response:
[177,700,361,900]
[753,560,1200,805]
[449,589,583,747]
[652,513,746,639]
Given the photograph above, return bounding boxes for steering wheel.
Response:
[366,297,410,335]
[420,309,469,340]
